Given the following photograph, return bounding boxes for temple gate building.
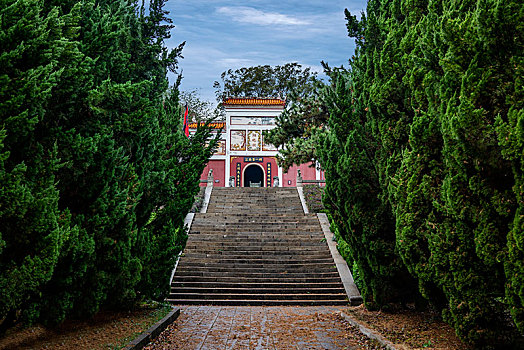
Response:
[191,97,323,187]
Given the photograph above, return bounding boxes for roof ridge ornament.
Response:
[222,96,286,106]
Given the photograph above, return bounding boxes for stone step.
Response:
[182,250,328,256]
[184,241,326,247]
[208,202,301,204]
[207,201,300,205]
[168,187,347,306]
[191,222,319,227]
[194,228,316,232]
[195,213,316,218]
[184,242,326,249]
[170,282,344,289]
[210,193,298,196]
[185,243,325,249]
[194,213,316,219]
[191,219,314,224]
[189,231,322,236]
[180,257,332,265]
[191,220,318,224]
[174,271,340,278]
[208,200,299,203]
[188,232,323,237]
[185,240,325,246]
[206,202,300,206]
[208,196,299,199]
[190,224,319,229]
[189,232,322,237]
[191,226,319,229]
[175,265,337,273]
[193,222,315,228]
[206,209,304,214]
[168,293,347,301]
[183,251,333,258]
[179,258,335,265]
[186,234,325,240]
[183,247,328,253]
[209,191,297,194]
[182,251,329,257]
[210,193,297,195]
[170,287,345,294]
[166,299,348,306]
[171,276,342,283]
[208,197,298,200]
[209,200,300,202]
[191,224,318,229]
[177,261,335,267]
[186,238,325,244]
[171,280,343,293]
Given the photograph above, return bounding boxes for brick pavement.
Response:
[145,306,364,350]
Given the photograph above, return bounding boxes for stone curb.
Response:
[123,307,180,350]
[296,186,309,214]
[317,213,363,306]
[201,183,213,213]
[169,212,195,286]
[336,310,400,350]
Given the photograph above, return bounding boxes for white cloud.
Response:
[216,6,310,26]
[218,58,256,68]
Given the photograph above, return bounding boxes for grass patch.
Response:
[303,185,325,213]
[108,303,173,349]
[190,187,206,213]
[0,302,174,350]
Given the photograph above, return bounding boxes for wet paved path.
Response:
[145,306,362,350]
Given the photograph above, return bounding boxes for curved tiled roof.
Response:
[187,122,225,129]
[223,97,285,106]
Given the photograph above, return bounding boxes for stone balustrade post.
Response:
[207,169,214,187]
[296,169,303,188]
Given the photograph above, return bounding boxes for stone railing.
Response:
[296,169,326,187]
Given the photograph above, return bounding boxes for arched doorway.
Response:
[243,164,264,187]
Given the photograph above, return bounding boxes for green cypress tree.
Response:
[497,108,524,334]
[0,0,73,329]
[322,0,522,345]
[24,0,140,322]
[319,71,419,309]
[33,0,196,322]
[0,0,245,329]
[493,1,524,335]
[134,84,217,300]
[393,0,522,345]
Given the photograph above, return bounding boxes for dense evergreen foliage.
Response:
[264,79,328,172]
[0,0,215,329]
[319,73,420,310]
[314,0,523,346]
[180,90,221,121]
[215,62,325,170]
[213,63,319,102]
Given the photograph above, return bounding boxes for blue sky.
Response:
[163,1,368,103]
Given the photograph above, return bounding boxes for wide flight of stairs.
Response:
[167,187,348,305]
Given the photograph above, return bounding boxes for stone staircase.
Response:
[167,187,348,305]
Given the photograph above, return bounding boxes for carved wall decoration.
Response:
[262,134,277,151]
[231,116,276,125]
[215,140,226,155]
[230,130,246,151]
[247,130,261,151]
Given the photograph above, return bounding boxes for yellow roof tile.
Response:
[223,97,285,106]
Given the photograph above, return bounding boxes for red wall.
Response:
[200,160,226,187]
[200,159,321,187]
[282,162,317,187]
[230,156,279,187]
